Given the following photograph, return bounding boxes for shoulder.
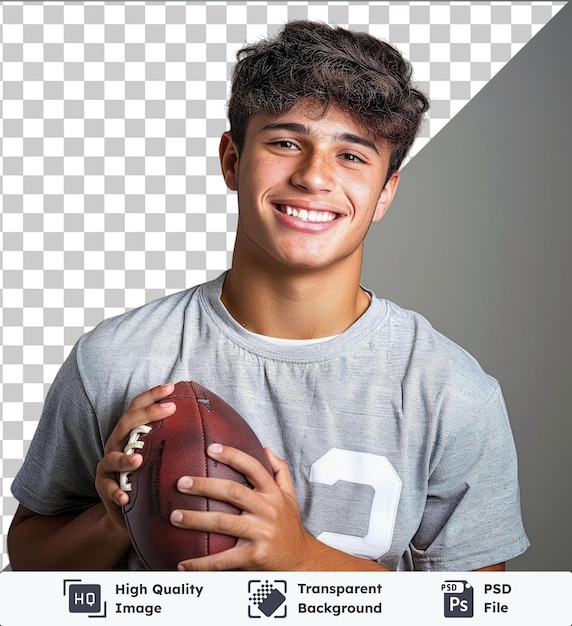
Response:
[80,285,199,351]
[75,279,213,364]
[73,283,205,415]
[380,298,501,414]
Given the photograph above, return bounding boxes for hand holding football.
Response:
[120,380,272,570]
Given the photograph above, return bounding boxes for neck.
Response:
[221,253,370,340]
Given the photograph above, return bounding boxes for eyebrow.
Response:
[262,122,379,154]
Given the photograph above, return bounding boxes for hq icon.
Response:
[442,580,473,618]
[64,580,107,618]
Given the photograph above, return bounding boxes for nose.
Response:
[290,150,335,193]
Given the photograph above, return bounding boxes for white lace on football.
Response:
[118,424,152,492]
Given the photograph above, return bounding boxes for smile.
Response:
[276,204,338,223]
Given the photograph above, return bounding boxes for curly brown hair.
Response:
[228,21,429,177]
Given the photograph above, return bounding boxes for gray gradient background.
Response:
[363,2,571,571]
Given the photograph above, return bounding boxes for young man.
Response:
[8,21,528,571]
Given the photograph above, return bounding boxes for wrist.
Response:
[100,503,131,546]
[298,535,390,572]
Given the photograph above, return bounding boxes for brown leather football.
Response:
[120,380,272,570]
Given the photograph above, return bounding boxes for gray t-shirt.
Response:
[12,272,529,570]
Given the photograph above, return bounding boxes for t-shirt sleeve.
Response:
[409,385,529,571]
[11,343,105,515]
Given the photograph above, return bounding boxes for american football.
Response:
[119,380,272,570]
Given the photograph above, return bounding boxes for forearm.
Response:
[8,503,131,571]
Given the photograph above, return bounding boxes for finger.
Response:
[96,451,142,495]
[176,544,246,572]
[175,475,259,514]
[206,443,276,490]
[106,399,176,452]
[99,449,143,475]
[96,471,131,507]
[110,484,130,507]
[128,382,175,411]
[123,398,176,431]
[264,447,283,472]
[264,448,296,495]
[170,508,250,540]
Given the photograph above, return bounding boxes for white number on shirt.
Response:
[310,448,402,559]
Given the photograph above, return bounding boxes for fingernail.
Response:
[178,476,193,489]
[177,563,186,572]
[208,443,223,454]
[159,402,175,409]
[171,510,183,524]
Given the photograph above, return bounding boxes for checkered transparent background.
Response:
[0,1,565,569]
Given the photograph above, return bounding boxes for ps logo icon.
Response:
[442,580,473,618]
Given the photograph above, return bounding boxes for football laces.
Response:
[118,424,152,491]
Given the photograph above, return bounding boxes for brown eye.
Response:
[341,153,364,163]
[271,140,298,150]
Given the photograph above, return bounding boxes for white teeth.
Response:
[284,206,336,222]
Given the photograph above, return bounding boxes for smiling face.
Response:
[220,101,400,277]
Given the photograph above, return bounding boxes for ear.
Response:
[219,131,239,191]
[372,171,400,223]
